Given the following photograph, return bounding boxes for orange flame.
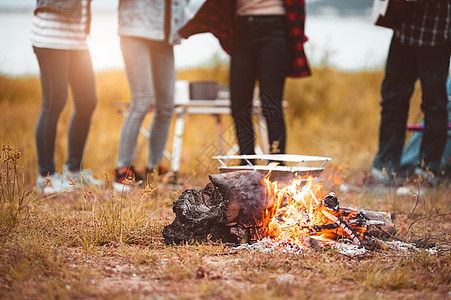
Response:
[327,164,347,186]
[261,169,366,249]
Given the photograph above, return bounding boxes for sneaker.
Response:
[370,167,387,183]
[36,172,74,195]
[142,162,166,179]
[143,163,179,185]
[413,167,439,187]
[370,167,404,187]
[112,166,144,192]
[63,165,104,187]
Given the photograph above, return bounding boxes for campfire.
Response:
[163,170,395,253]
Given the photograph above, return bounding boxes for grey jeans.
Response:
[116,36,175,170]
[33,46,97,175]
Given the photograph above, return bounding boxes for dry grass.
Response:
[0,64,450,299]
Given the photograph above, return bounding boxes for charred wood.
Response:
[341,208,396,239]
[163,171,270,244]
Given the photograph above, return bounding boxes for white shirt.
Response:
[31,0,89,50]
[236,0,285,16]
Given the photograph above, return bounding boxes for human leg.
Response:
[116,37,154,169]
[65,49,97,171]
[33,46,70,176]
[230,17,259,157]
[417,42,450,175]
[256,17,290,155]
[146,41,175,170]
[373,38,417,177]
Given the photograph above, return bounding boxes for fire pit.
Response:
[163,168,395,253]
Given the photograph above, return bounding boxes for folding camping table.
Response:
[113,81,288,174]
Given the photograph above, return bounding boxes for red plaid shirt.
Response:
[178,0,311,78]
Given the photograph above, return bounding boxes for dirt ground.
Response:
[2,171,449,300]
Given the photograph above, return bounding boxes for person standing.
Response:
[113,0,188,191]
[31,0,103,194]
[178,0,311,165]
[371,0,451,186]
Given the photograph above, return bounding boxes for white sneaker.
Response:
[112,181,133,193]
[370,167,387,183]
[36,172,74,195]
[63,165,104,187]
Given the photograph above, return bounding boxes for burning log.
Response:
[163,171,396,250]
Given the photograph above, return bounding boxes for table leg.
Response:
[215,114,225,155]
[257,112,269,154]
[172,113,185,173]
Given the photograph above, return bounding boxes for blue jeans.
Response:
[230,15,290,157]
[373,37,450,175]
[33,47,97,176]
[116,37,175,170]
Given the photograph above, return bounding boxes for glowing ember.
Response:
[261,169,368,249]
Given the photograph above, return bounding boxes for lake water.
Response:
[0,10,393,76]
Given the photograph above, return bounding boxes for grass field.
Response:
[0,64,450,299]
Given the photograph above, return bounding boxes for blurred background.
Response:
[0,0,426,188]
[0,0,391,76]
